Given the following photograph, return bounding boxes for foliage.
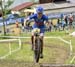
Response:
[7,0,14,7]
[5,10,11,15]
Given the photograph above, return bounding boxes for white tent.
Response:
[24,8,36,13]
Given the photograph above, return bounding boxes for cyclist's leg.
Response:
[31,25,37,50]
[31,31,34,50]
[31,36,34,50]
[40,33,44,58]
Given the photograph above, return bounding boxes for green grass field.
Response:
[0,30,75,65]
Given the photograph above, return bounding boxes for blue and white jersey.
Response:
[28,14,48,28]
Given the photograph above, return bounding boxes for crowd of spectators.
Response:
[44,13,74,32]
[21,13,74,32]
[3,13,75,34]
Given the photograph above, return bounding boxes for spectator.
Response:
[21,18,25,32]
[48,20,53,32]
[57,18,60,30]
[64,15,68,26]
[69,14,73,30]
[12,21,21,36]
[61,13,64,21]
[52,19,58,31]
[61,19,66,30]
[21,18,24,26]
[15,20,19,28]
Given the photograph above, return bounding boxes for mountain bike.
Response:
[33,28,42,63]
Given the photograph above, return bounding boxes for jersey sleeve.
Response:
[29,14,35,20]
[44,15,48,22]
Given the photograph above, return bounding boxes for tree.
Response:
[0,0,6,35]
[0,0,14,35]
[7,0,14,7]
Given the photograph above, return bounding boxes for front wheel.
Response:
[34,38,41,63]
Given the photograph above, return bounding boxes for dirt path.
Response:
[0,60,74,67]
[0,41,71,67]
[21,41,69,64]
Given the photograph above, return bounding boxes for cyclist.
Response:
[25,6,49,58]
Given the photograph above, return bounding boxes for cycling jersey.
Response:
[28,13,48,33]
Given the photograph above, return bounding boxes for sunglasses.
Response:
[38,12,42,14]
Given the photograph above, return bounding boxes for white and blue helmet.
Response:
[36,6,44,13]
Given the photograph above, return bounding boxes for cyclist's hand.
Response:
[24,19,28,26]
[26,21,30,27]
[47,21,50,26]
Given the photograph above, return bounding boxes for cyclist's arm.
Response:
[46,20,50,24]
[44,15,50,25]
[24,17,29,26]
[24,15,35,26]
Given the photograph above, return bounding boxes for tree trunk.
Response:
[0,0,6,35]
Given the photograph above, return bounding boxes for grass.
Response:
[2,39,68,64]
[0,30,75,64]
[6,44,33,62]
[0,43,9,57]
